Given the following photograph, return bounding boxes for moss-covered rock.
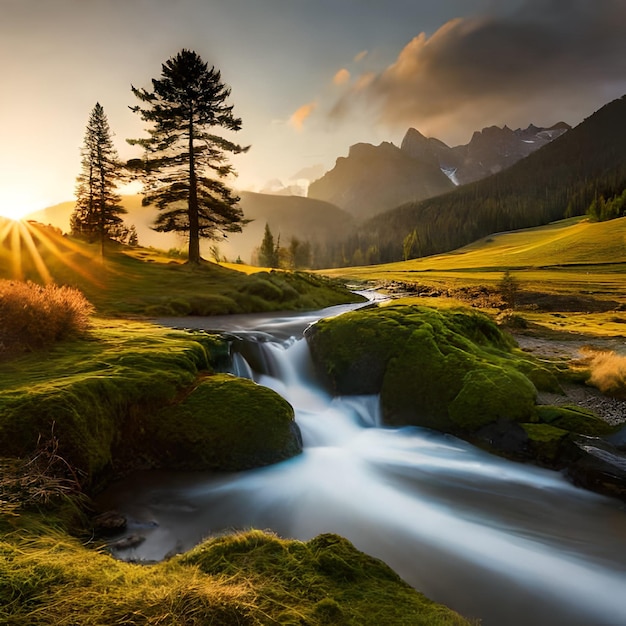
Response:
[149,374,302,471]
[535,404,613,436]
[521,423,570,464]
[307,304,540,436]
[0,321,299,489]
[513,358,563,393]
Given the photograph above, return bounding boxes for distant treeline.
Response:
[333,96,626,266]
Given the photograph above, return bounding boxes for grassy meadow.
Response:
[323,216,626,337]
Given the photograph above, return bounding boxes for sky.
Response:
[1,0,625,218]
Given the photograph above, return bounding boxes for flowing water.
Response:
[97,299,626,625]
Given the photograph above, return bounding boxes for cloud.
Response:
[354,50,368,63]
[289,101,317,131]
[333,68,351,86]
[330,0,626,142]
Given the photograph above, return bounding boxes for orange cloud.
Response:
[354,50,368,63]
[289,101,317,131]
[333,68,350,86]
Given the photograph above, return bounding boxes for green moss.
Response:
[150,374,302,471]
[512,358,563,393]
[521,423,570,462]
[187,293,239,315]
[308,304,539,434]
[448,366,537,431]
[535,405,613,436]
[180,530,472,625]
[243,275,286,301]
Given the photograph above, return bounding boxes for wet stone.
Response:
[93,510,127,535]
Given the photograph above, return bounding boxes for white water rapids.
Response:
[97,301,626,625]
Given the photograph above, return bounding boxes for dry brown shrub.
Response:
[0,428,83,515]
[581,348,626,398]
[0,280,94,355]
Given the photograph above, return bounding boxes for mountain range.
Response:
[308,122,569,220]
[347,95,626,264]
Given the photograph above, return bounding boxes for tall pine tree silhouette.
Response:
[128,49,249,264]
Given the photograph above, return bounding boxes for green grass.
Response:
[0,221,362,317]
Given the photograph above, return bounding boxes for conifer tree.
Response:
[128,49,249,263]
[71,103,125,256]
[259,223,279,267]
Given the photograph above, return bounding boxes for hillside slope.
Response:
[0,220,362,316]
[377,216,626,272]
[26,192,353,265]
[232,191,354,263]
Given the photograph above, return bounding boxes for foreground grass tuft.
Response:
[181,530,472,625]
[0,519,472,626]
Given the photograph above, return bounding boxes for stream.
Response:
[97,298,626,625]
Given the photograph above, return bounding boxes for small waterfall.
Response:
[230,352,254,379]
[98,307,626,626]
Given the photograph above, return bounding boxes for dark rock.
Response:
[567,436,626,501]
[475,419,529,457]
[605,424,626,451]
[93,510,127,535]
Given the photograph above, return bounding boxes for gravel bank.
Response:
[514,333,626,426]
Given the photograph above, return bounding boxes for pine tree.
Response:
[259,223,279,267]
[128,49,249,264]
[71,103,125,256]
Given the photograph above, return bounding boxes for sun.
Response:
[0,190,42,221]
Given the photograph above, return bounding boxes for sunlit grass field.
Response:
[0,220,360,316]
[324,216,626,302]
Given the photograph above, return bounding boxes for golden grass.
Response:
[0,280,93,356]
[321,217,626,303]
[579,348,626,397]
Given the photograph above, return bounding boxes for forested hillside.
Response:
[342,96,626,265]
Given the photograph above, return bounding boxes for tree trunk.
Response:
[187,110,201,263]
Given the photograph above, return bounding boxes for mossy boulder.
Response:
[149,374,302,471]
[535,404,613,436]
[307,304,538,435]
